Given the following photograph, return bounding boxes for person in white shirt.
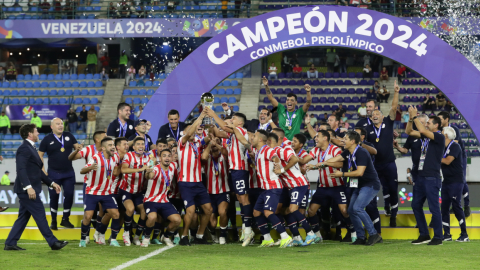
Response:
[268,63,277,80]
[406,168,413,185]
[358,102,367,118]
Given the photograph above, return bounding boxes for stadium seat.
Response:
[139,89,147,95]
[34,90,42,96]
[147,89,155,95]
[47,74,54,80]
[41,82,49,88]
[91,98,98,104]
[10,90,18,96]
[41,90,49,96]
[131,89,139,95]
[51,98,59,104]
[78,74,86,80]
[95,81,102,87]
[71,74,78,80]
[73,89,81,96]
[87,81,95,88]
[83,98,91,104]
[59,98,67,104]
[64,81,72,87]
[97,90,104,95]
[89,90,96,95]
[81,90,88,96]
[65,90,73,96]
[18,90,26,96]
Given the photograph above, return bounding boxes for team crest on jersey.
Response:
[146,208,150,214]
[65,136,70,141]
[129,125,133,130]
[184,200,188,206]
[84,204,86,209]
[414,139,418,142]
[370,131,374,134]
[122,195,126,200]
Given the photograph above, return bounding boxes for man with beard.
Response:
[244,107,277,132]
[107,103,136,139]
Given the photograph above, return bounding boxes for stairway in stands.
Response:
[97,79,125,131]
[238,60,262,121]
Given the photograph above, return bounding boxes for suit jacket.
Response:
[106,118,136,138]
[14,140,52,194]
[157,122,185,141]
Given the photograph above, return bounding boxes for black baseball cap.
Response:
[134,119,147,127]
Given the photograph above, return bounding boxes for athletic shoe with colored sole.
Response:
[79,240,87,247]
[242,232,255,247]
[258,239,274,247]
[279,236,293,248]
[303,235,316,246]
[110,240,121,247]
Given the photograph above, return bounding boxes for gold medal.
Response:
[167,186,170,191]
[215,171,219,176]
[149,154,154,159]
[107,176,111,180]
[376,138,379,142]
[60,147,65,152]
[288,126,292,130]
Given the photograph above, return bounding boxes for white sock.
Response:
[196,234,203,239]
[280,232,289,239]
[242,223,245,230]
[315,231,321,238]
[263,234,272,241]
[244,226,252,235]
[351,232,357,238]
[294,236,302,241]
[307,231,315,236]
[175,233,180,237]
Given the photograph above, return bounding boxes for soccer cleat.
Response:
[110,240,121,247]
[97,234,106,245]
[211,234,219,244]
[366,234,382,246]
[303,235,316,246]
[140,238,149,247]
[464,206,471,218]
[290,239,304,247]
[427,238,443,245]
[219,237,226,245]
[193,237,212,245]
[122,231,131,246]
[314,232,323,244]
[179,237,191,246]
[456,233,470,242]
[162,236,175,247]
[60,219,75,228]
[242,231,255,247]
[384,207,391,217]
[50,222,58,231]
[133,235,141,246]
[350,238,366,245]
[93,231,100,243]
[239,230,245,242]
[279,236,293,248]
[443,234,452,241]
[79,240,87,247]
[151,239,162,245]
[411,235,431,245]
[258,239,274,247]
[173,236,181,245]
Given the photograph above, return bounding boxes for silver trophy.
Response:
[201,92,215,127]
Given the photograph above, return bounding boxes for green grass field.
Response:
[1,239,478,270]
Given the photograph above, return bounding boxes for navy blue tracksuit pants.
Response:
[375,162,399,218]
[48,169,76,221]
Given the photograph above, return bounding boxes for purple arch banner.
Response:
[143,5,480,141]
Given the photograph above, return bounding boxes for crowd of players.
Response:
[34,75,471,248]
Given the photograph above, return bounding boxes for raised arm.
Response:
[68,143,84,161]
[389,80,400,120]
[304,115,317,139]
[405,106,421,138]
[303,84,312,113]
[226,122,251,149]
[360,142,377,155]
[204,107,234,134]
[201,141,212,161]
[181,112,205,145]
[393,140,409,154]
[299,154,313,166]
[263,76,278,108]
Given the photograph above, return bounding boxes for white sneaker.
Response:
[211,234,219,244]
[140,238,149,247]
[162,235,175,247]
[93,231,100,243]
[242,231,255,247]
[97,234,106,245]
[85,237,90,244]
[133,235,141,246]
[219,237,226,245]
[123,231,131,246]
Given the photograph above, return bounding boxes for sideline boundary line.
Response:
[110,245,175,270]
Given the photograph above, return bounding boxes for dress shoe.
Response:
[0,207,9,212]
[4,245,25,251]
[60,219,75,228]
[51,241,68,250]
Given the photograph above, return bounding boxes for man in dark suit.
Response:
[4,124,68,251]
[107,102,136,138]
[157,109,185,142]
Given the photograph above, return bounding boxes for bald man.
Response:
[39,118,83,230]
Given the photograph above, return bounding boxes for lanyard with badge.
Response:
[443,140,454,159]
[285,110,296,130]
[118,119,127,137]
[211,155,220,176]
[161,168,170,190]
[169,124,180,141]
[347,145,360,188]
[101,152,112,180]
[53,133,65,152]
[258,122,270,131]
[372,123,382,142]
[418,131,441,170]
[190,142,199,159]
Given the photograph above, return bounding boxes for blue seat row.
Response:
[0,81,103,88]
[0,89,104,96]
[17,74,102,81]
[2,97,100,105]
[123,89,156,96]
[211,88,241,95]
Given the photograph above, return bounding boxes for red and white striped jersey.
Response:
[227,127,248,171]
[109,152,124,194]
[84,153,115,195]
[177,137,202,183]
[255,145,282,190]
[274,146,308,189]
[119,152,151,194]
[248,149,262,189]
[204,154,230,194]
[309,144,344,187]
[168,161,181,199]
[282,137,292,147]
[296,148,309,174]
[79,144,100,183]
[144,163,177,203]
